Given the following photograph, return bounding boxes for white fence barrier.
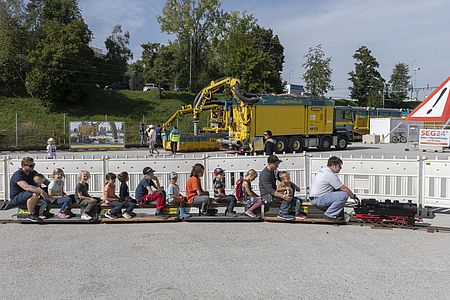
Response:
[1,154,449,208]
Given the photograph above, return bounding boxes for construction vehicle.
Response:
[218,95,354,153]
[161,77,258,152]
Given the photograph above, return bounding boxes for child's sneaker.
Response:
[295,214,307,220]
[122,212,132,219]
[245,210,256,218]
[105,211,117,219]
[26,214,41,222]
[58,212,71,219]
[81,213,92,220]
[39,214,48,220]
[277,214,295,221]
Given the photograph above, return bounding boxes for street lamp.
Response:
[412,67,420,101]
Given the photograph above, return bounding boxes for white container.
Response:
[362,134,380,144]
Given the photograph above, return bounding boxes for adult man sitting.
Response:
[259,155,301,220]
[309,156,357,221]
[10,157,50,222]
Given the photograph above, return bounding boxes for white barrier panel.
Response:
[108,156,206,197]
[423,159,450,208]
[0,157,6,201]
[205,154,307,197]
[310,156,421,203]
[8,158,105,197]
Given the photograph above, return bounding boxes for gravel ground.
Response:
[0,221,449,300]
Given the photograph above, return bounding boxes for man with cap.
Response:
[147,125,159,155]
[212,167,237,217]
[259,155,301,220]
[135,167,165,216]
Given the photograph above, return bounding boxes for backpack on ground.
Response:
[234,177,244,201]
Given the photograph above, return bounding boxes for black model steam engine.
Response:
[354,199,418,226]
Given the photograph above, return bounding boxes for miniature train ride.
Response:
[14,198,434,228]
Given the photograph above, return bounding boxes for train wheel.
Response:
[289,136,304,153]
[400,136,407,143]
[275,137,289,153]
[318,136,332,151]
[335,135,348,150]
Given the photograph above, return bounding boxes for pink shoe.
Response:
[295,214,307,220]
[58,212,71,219]
[39,215,48,220]
[245,210,257,218]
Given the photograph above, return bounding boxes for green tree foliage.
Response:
[214,11,284,93]
[0,0,28,96]
[26,0,97,105]
[103,24,133,85]
[302,44,333,96]
[348,46,385,106]
[389,63,410,102]
[158,0,224,91]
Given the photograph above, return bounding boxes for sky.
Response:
[78,0,450,100]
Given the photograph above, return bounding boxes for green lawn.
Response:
[0,90,197,148]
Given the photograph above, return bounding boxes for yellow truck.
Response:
[218,95,354,153]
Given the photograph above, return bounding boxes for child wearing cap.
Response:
[212,167,237,217]
[135,167,166,216]
[167,172,190,219]
[46,138,57,159]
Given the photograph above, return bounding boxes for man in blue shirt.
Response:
[10,157,50,222]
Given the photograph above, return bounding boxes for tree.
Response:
[0,0,28,96]
[103,24,133,85]
[158,0,224,91]
[214,11,284,93]
[26,0,97,105]
[348,46,384,106]
[389,63,410,102]
[302,44,333,96]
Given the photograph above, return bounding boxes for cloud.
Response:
[80,0,450,99]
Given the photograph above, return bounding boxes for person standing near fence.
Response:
[147,125,159,155]
[169,126,181,154]
[263,130,276,155]
[155,124,162,148]
[309,156,358,221]
[46,138,57,159]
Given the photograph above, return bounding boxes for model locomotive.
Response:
[354,199,418,226]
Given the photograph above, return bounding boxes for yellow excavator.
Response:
[161,77,259,152]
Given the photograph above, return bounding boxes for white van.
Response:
[143,83,163,92]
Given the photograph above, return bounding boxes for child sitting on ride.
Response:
[103,172,134,219]
[212,167,237,217]
[241,169,264,218]
[117,171,137,217]
[135,167,166,216]
[167,171,190,219]
[185,163,214,216]
[276,171,305,220]
[75,170,100,221]
[32,173,52,219]
[47,168,75,219]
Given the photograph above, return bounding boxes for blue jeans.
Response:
[55,196,72,213]
[262,194,301,216]
[108,201,126,215]
[123,200,136,213]
[311,191,348,218]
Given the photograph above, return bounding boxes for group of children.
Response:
[30,162,300,220]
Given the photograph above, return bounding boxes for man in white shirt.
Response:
[147,125,159,155]
[309,156,357,220]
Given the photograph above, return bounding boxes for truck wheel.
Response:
[335,135,348,150]
[289,137,304,153]
[275,137,289,153]
[400,136,407,143]
[318,136,332,151]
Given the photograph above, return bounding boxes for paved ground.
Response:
[0,218,449,300]
[1,142,450,160]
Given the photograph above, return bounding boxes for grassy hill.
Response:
[0,90,197,148]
